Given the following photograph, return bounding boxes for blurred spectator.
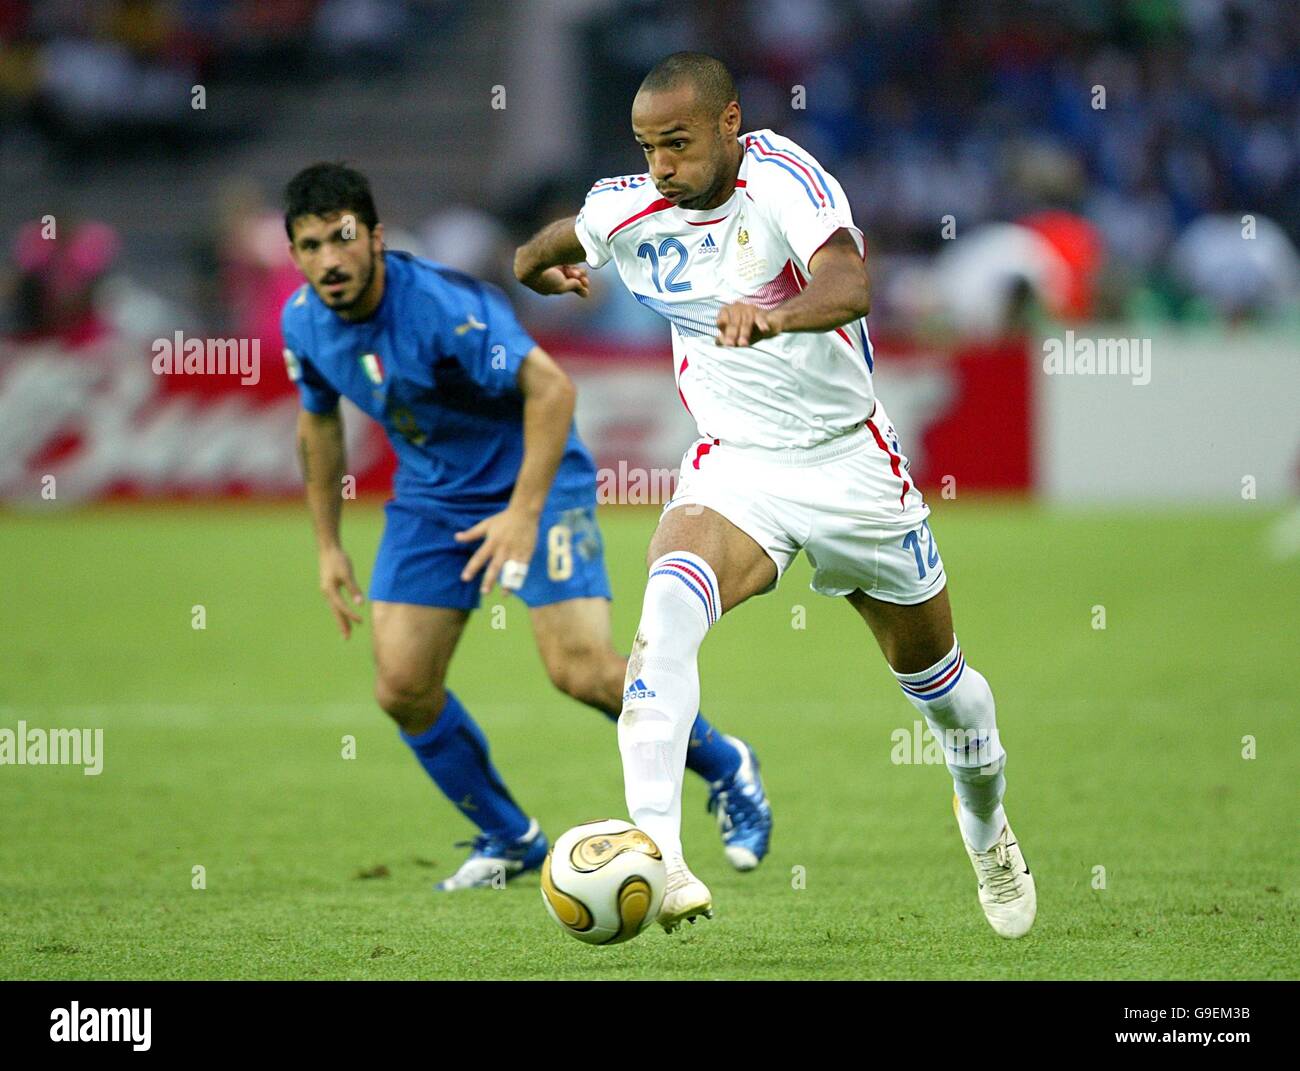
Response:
[420,206,513,290]
[212,179,302,346]
[1019,210,1104,321]
[310,0,407,72]
[32,0,199,148]
[5,217,121,346]
[930,222,1071,339]
[1170,212,1300,321]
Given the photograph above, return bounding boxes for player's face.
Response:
[288,212,384,314]
[632,87,740,211]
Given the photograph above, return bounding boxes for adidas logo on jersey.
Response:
[623,677,656,700]
[699,233,720,256]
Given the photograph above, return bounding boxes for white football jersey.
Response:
[574,128,876,449]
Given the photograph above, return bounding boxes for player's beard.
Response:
[322,248,377,313]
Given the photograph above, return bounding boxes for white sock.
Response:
[618,552,720,861]
[893,636,1007,851]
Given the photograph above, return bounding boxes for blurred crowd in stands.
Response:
[0,0,410,154]
[2,0,1297,351]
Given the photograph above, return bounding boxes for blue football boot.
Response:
[706,736,772,871]
[435,818,548,891]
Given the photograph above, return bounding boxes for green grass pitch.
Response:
[2,500,1296,979]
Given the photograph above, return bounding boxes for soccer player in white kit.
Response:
[514,52,1036,938]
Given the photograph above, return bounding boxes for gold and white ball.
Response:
[540,819,667,945]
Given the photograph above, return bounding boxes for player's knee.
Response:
[637,552,720,648]
[544,647,611,708]
[374,672,446,731]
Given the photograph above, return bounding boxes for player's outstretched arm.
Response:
[716,229,871,346]
[454,346,577,595]
[513,216,591,298]
[297,407,364,638]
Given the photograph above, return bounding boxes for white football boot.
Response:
[954,795,1037,938]
[657,854,714,933]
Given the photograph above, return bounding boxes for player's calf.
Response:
[848,589,1007,848]
[371,601,466,734]
[889,636,1037,937]
[892,636,1007,849]
[530,592,758,830]
[618,551,721,861]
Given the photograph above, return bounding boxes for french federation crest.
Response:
[359,352,385,384]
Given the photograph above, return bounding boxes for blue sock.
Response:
[400,690,531,840]
[686,710,742,783]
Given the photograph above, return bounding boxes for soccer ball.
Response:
[540,819,667,945]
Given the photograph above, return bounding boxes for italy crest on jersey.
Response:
[359,352,385,384]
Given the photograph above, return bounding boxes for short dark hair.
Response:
[283,162,379,241]
[638,51,737,118]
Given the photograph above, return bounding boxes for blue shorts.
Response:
[369,500,612,610]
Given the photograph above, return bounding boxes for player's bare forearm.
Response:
[515,216,584,280]
[509,346,576,518]
[298,408,364,636]
[514,217,591,298]
[452,347,575,594]
[769,262,870,334]
[716,229,870,346]
[296,407,347,551]
[771,231,871,334]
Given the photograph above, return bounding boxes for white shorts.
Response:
[663,400,946,605]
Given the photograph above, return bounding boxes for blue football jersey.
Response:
[281,251,596,525]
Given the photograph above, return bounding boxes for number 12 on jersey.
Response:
[637,238,692,293]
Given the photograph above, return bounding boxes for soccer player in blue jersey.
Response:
[280,163,772,890]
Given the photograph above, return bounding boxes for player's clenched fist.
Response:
[715,301,781,347]
[318,545,365,639]
[526,264,590,299]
